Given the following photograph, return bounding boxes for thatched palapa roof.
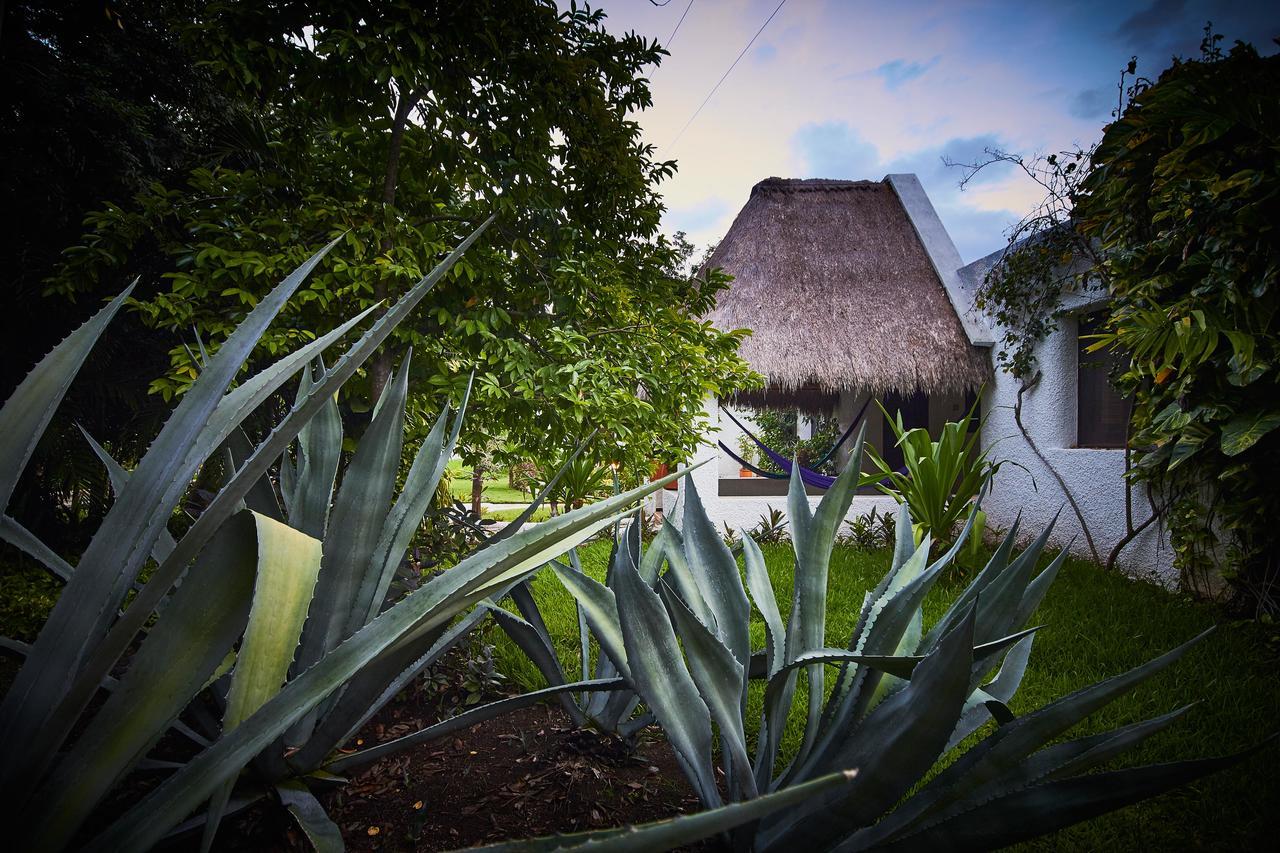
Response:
[706,177,989,398]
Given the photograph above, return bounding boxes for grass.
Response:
[488,539,1280,850]
[445,458,530,504]
[484,506,552,523]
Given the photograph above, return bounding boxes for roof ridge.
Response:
[752,177,884,194]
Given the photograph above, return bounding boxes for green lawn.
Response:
[445,458,531,504]
[484,506,552,523]
[488,540,1279,850]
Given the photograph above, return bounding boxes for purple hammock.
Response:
[718,401,872,491]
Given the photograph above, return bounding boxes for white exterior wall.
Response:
[980,312,1175,586]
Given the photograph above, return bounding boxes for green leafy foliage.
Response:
[1078,41,1280,612]
[865,400,997,560]
[44,0,757,485]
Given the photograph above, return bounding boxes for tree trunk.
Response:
[471,465,484,517]
[369,84,419,404]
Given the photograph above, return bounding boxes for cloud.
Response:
[1069,86,1115,120]
[666,196,732,235]
[791,121,882,179]
[873,57,940,90]
[1116,0,1188,50]
[753,42,777,64]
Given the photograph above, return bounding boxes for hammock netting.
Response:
[718,400,873,490]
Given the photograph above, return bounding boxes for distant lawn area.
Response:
[484,506,552,523]
[489,540,1279,851]
[445,458,531,504]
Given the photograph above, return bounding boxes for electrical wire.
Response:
[664,0,695,49]
[665,0,788,151]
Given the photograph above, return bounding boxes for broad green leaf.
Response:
[202,514,323,851]
[26,512,261,850]
[1220,410,1280,456]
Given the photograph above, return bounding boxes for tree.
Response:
[48,0,756,479]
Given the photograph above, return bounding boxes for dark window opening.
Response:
[1076,314,1129,449]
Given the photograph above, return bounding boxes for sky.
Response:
[591,0,1278,264]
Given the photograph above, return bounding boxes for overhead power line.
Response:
[665,0,788,151]
[665,0,695,49]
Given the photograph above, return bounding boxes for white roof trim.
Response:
[886,173,995,347]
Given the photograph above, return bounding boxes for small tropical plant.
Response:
[840,505,896,551]
[526,427,1261,851]
[535,448,613,513]
[0,219,686,850]
[866,397,998,560]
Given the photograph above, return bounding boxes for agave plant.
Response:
[0,219,686,851]
[524,426,1259,852]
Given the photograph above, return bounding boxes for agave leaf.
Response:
[637,518,676,585]
[286,358,342,538]
[945,633,1036,752]
[656,519,714,629]
[742,535,784,678]
[275,779,343,853]
[2,242,338,783]
[226,429,284,522]
[763,607,978,849]
[0,515,74,581]
[326,678,624,775]
[871,628,1214,846]
[789,433,867,764]
[659,580,757,799]
[202,514,323,851]
[289,608,488,773]
[680,477,750,670]
[78,425,179,562]
[482,603,584,724]
[26,511,263,850]
[90,466,685,852]
[867,745,1266,852]
[551,562,630,681]
[287,352,413,746]
[471,770,857,852]
[614,540,721,809]
[62,219,494,767]
[353,383,463,630]
[0,284,132,512]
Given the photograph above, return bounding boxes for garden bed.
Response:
[489,540,1280,851]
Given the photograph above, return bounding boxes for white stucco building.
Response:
[670,174,1172,583]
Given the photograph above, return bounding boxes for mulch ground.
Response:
[195,660,707,852]
[316,703,703,851]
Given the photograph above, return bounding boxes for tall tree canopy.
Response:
[44,0,755,479]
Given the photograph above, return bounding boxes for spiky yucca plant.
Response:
[510,426,1260,852]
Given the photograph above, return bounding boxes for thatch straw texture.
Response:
[705,177,990,396]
